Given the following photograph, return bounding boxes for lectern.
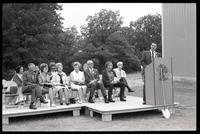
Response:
[145,57,174,106]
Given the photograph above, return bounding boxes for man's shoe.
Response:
[29,103,37,110]
[88,97,94,103]
[50,103,56,107]
[40,97,48,104]
[65,102,70,105]
[60,102,63,105]
[120,98,126,101]
[104,96,109,103]
[143,101,146,105]
[128,87,135,92]
[109,99,115,103]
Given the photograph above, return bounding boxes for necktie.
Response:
[119,70,122,78]
[151,51,154,61]
[90,69,95,80]
[58,73,63,84]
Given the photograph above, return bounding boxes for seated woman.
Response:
[102,61,126,102]
[9,66,24,105]
[38,63,55,107]
[48,62,57,80]
[69,62,87,104]
[51,63,70,105]
[83,63,88,72]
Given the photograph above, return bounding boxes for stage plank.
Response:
[2,96,178,124]
[2,102,83,125]
[84,96,178,121]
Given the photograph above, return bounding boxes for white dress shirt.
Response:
[51,71,69,85]
[113,68,126,78]
[150,50,157,58]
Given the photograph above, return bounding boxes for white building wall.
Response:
[162,3,196,81]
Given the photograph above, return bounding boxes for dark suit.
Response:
[140,50,160,103]
[102,69,126,100]
[84,68,106,98]
[22,70,42,103]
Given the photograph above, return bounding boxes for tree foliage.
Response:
[81,9,123,47]
[129,13,162,59]
[3,3,64,79]
[3,5,162,79]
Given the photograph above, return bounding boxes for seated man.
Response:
[22,63,48,110]
[102,61,126,102]
[113,61,134,98]
[84,60,108,103]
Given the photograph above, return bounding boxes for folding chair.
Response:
[113,87,120,101]
[70,88,79,103]
[93,89,102,102]
[2,80,19,108]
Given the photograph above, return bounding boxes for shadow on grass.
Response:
[91,110,162,121]
[8,107,90,125]
[9,110,77,124]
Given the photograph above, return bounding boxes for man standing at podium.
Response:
[140,43,160,104]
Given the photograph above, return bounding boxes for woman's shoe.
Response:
[109,99,115,103]
[77,100,82,104]
[50,102,56,107]
[15,100,25,105]
[65,102,70,105]
[29,102,37,110]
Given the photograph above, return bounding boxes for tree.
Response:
[78,9,124,72]
[81,9,123,47]
[130,13,162,59]
[58,26,82,74]
[105,31,140,72]
[3,3,64,79]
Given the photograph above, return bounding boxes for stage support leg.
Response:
[84,107,89,115]
[3,117,9,125]
[89,110,93,117]
[102,114,112,121]
[73,109,80,116]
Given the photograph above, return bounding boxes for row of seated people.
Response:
[5,60,134,110]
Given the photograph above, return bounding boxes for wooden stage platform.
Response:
[84,96,178,121]
[2,102,84,125]
[2,96,178,124]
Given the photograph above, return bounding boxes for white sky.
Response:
[57,3,162,33]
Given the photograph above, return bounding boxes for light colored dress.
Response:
[69,70,87,90]
[51,71,69,91]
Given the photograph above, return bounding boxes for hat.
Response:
[55,63,63,68]
[72,61,81,67]
[117,61,123,66]
[87,60,93,65]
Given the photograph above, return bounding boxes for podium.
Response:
[145,57,174,106]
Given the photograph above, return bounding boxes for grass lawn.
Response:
[2,72,196,131]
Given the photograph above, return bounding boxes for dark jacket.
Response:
[22,70,38,91]
[141,50,161,68]
[102,69,117,87]
[84,68,100,86]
